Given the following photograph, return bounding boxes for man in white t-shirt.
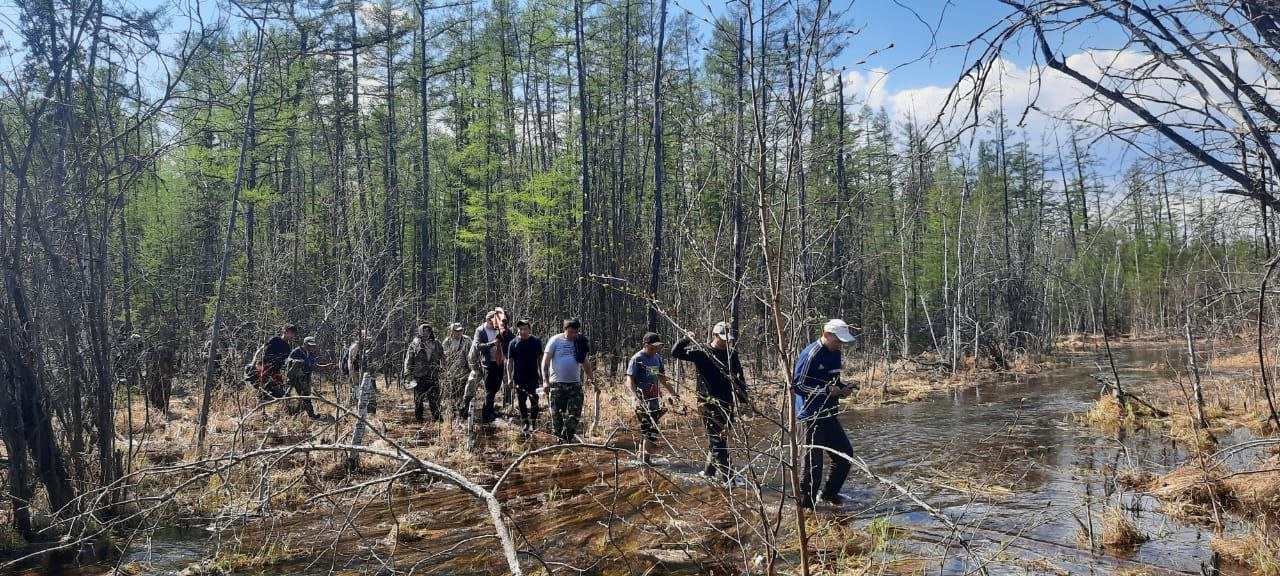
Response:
[541,319,594,442]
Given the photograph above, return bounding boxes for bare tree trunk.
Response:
[647,0,668,332]
[198,25,266,452]
[730,18,746,336]
[573,0,591,319]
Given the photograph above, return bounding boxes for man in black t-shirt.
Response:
[259,324,297,399]
[506,320,544,433]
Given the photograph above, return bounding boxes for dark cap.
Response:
[643,332,664,345]
[283,324,299,334]
[516,319,530,328]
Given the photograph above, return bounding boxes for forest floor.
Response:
[82,349,1051,576]
[5,337,1280,575]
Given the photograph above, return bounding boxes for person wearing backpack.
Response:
[256,324,297,400]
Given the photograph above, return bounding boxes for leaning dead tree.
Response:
[946,0,1280,429]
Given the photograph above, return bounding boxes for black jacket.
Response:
[263,336,292,374]
[671,337,748,407]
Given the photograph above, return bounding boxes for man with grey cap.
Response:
[404,324,445,422]
[672,321,750,480]
[441,322,474,422]
[792,318,859,508]
[284,336,331,419]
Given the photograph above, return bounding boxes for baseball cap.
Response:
[643,332,664,345]
[418,323,430,333]
[712,321,735,341]
[823,319,856,343]
[303,336,317,346]
[450,322,464,331]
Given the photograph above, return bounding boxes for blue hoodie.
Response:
[792,339,844,421]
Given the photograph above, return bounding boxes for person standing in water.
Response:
[792,319,858,508]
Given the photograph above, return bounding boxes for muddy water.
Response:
[832,345,1247,575]
[0,345,1257,575]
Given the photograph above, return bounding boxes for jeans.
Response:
[482,362,504,421]
[800,416,853,501]
[514,379,540,427]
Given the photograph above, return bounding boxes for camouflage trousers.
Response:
[549,381,584,442]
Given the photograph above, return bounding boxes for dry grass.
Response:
[1099,505,1147,548]
[1086,395,1144,434]
[1222,457,1280,513]
[1166,413,1217,453]
[1115,469,1155,491]
[1212,526,1280,576]
[1149,465,1226,505]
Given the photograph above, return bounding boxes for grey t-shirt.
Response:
[545,333,582,383]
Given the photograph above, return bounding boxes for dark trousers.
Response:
[701,401,734,478]
[514,379,540,427]
[414,380,441,422]
[800,416,853,500]
[481,362,504,421]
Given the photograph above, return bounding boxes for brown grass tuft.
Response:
[1099,505,1147,549]
[1149,465,1226,507]
[1212,526,1280,576]
[1115,469,1155,491]
[1222,457,1280,513]
[1087,395,1142,434]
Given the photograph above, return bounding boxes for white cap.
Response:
[712,321,735,341]
[823,319,856,343]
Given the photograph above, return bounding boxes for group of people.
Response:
[246,311,864,507]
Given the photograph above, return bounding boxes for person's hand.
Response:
[685,330,696,340]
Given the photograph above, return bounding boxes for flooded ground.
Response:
[1,344,1264,575]
[830,345,1251,575]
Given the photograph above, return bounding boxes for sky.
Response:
[0,0,1233,186]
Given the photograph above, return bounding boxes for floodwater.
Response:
[0,344,1261,575]
[829,345,1251,575]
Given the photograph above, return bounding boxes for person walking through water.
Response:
[404,324,444,423]
[506,319,544,433]
[542,319,593,443]
[472,309,514,423]
[672,321,751,481]
[442,322,473,422]
[627,332,678,464]
[792,319,859,508]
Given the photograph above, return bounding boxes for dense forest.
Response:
[2,0,1280,574]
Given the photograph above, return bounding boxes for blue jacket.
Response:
[792,340,844,421]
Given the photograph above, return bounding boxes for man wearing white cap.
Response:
[792,318,858,508]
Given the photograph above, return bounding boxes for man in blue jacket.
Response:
[792,319,858,508]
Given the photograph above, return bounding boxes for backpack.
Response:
[243,343,268,384]
[574,334,591,363]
